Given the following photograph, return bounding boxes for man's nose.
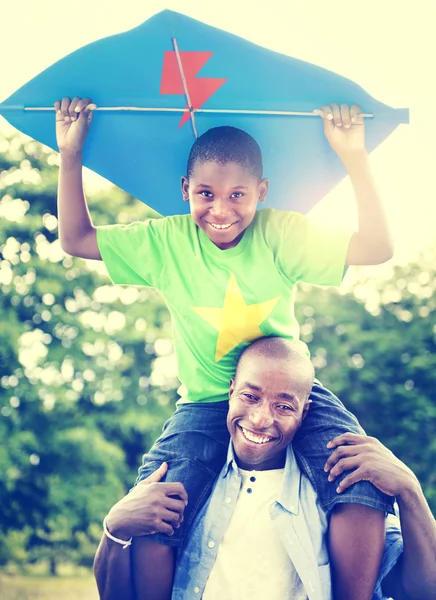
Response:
[249,408,274,429]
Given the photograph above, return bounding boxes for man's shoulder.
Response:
[282,447,328,527]
[300,473,327,517]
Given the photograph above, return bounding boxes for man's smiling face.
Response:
[227,341,313,471]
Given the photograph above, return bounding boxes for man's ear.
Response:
[302,399,312,421]
[181,176,189,203]
[258,178,269,204]
[229,378,235,400]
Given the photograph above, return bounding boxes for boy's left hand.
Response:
[314,103,365,162]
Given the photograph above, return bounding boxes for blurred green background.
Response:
[0,132,435,598]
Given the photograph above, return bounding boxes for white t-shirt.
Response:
[202,468,308,600]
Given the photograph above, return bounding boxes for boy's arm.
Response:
[55,96,101,260]
[325,433,436,599]
[316,103,394,266]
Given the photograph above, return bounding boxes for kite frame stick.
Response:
[13,106,373,118]
[171,37,199,138]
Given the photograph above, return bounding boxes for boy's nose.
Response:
[210,199,233,218]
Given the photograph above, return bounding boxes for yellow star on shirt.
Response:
[192,273,279,362]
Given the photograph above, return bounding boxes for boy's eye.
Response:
[230,192,244,199]
[200,190,213,198]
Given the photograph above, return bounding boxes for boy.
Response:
[55,96,393,599]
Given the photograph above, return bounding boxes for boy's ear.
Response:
[181,176,190,202]
[258,178,269,204]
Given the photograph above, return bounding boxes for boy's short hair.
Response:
[187,126,263,180]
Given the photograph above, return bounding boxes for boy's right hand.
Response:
[54,96,96,156]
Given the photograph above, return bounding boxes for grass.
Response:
[0,573,99,600]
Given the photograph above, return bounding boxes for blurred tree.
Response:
[0,133,176,572]
[295,257,436,511]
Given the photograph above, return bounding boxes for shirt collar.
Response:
[222,443,301,515]
[222,442,239,478]
[277,445,301,515]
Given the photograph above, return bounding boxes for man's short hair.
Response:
[236,337,315,393]
[186,126,263,180]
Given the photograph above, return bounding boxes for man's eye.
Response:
[243,393,258,401]
[278,404,294,412]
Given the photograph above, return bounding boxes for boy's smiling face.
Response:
[181,161,268,250]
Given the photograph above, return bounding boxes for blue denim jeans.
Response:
[136,382,394,547]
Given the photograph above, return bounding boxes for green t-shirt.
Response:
[97,209,352,404]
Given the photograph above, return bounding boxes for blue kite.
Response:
[0,9,408,215]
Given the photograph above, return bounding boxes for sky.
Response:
[1,0,435,267]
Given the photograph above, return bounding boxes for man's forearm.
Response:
[343,152,393,264]
[94,535,136,600]
[329,504,385,600]
[395,484,436,598]
[58,153,95,252]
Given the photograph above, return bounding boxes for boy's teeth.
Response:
[211,223,232,230]
[241,427,274,444]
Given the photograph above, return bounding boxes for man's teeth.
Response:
[210,223,232,230]
[241,427,274,444]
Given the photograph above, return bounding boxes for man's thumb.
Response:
[145,462,168,484]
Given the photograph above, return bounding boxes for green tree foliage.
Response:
[0,134,176,571]
[295,259,436,511]
[0,132,434,573]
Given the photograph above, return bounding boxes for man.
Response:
[94,338,436,599]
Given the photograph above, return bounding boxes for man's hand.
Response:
[324,432,419,498]
[106,462,188,539]
[327,434,436,600]
[55,96,96,156]
[314,103,365,163]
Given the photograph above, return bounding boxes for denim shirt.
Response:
[172,444,403,600]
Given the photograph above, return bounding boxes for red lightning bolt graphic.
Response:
[160,51,227,128]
